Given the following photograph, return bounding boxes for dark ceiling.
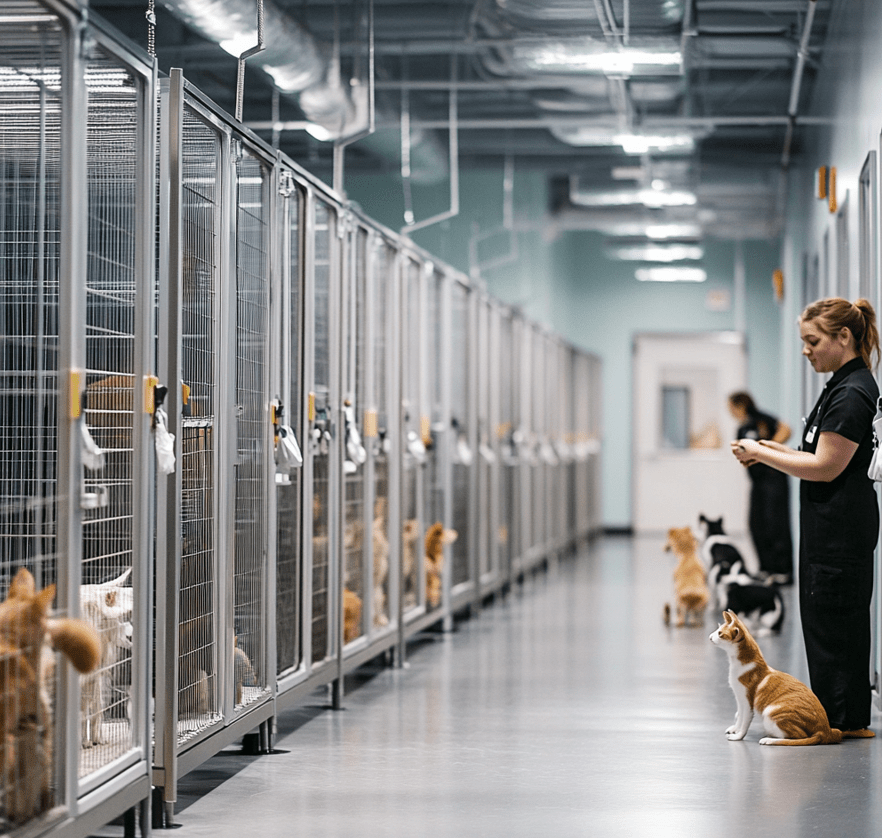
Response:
[92,0,833,241]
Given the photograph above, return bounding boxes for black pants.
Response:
[749,472,793,576]
[800,556,874,729]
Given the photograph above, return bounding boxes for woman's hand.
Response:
[731,438,760,467]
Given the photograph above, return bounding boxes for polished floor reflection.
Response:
[139,535,882,838]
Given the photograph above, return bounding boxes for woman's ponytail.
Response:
[854,298,880,369]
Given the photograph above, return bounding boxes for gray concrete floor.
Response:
[141,535,882,837]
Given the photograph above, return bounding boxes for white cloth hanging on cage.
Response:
[80,421,105,471]
[275,424,303,474]
[153,406,176,475]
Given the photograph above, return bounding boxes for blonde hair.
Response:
[800,297,880,369]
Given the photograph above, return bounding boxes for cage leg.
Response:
[139,795,151,836]
[259,719,274,753]
[124,806,136,838]
[330,677,344,710]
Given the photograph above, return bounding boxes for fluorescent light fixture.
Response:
[513,41,682,77]
[645,223,702,239]
[636,266,707,282]
[612,166,644,180]
[569,188,696,208]
[551,126,697,154]
[615,133,695,154]
[609,244,704,262]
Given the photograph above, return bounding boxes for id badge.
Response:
[805,425,817,444]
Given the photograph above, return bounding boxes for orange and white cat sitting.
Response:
[0,568,101,822]
[710,610,841,746]
[663,526,709,627]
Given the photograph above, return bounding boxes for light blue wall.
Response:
[345,165,783,529]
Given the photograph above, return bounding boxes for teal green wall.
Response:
[345,167,783,529]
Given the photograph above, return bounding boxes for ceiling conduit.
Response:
[161,0,450,183]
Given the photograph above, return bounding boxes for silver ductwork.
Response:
[160,0,325,93]
[159,0,450,183]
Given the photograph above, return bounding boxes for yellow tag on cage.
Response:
[364,409,378,438]
[420,415,431,447]
[271,404,277,426]
[70,370,82,419]
[308,392,316,423]
[181,382,190,406]
[145,375,159,414]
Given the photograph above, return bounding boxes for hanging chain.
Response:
[146,0,156,57]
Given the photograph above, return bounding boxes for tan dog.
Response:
[424,523,458,608]
[663,526,709,627]
[0,568,100,823]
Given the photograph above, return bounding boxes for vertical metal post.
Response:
[156,69,184,827]
[59,11,88,816]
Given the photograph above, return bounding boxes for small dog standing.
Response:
[663,526,709,627]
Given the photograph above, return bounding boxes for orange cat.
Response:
[663,526,709,627]
[424,522,457,609]
[0,568,101,822]
[343,588,362,643]
[710,610,842,745]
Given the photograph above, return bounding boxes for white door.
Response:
[633,332,749,537]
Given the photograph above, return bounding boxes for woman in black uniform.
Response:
[732,297,880,737]
[728,391,794,583]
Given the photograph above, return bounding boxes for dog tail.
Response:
[46,617,101,673]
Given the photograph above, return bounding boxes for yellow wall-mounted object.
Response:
[363,409,378,438]
[308,392,316,423]
[420,415,431,447]
[145,375,159,414]
[829,167,837,213]
[270,403,277,426]
[773,269,784,302]
[818,166,827,200]
[70,370,82,419]
[181,382,190,406]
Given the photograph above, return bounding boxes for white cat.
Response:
[79,569,133,747]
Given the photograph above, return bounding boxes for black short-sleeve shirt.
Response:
[738,409,781,482]
[799,356,880,560]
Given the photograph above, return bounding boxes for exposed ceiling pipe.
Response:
[159,0,324,92]
[332,0,375,196]
[781,0,818,167]
[401,53,460,234]
[162,0,448,182]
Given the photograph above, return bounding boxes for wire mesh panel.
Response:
[80,36,146,778]
[497,312,514,578]
[450,282,471,588]
[0,5,65,826]
[275,174,303,677]
[231,143,271,709]
[401,256,424,612]
[476,299,493,582]
[368,237,394,630]
[422,268,443,610]
[309,197,334,664]
[342,225,367,644]
[176,101,223,742]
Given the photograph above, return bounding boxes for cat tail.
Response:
[765,730,842,746]
[46,617,101,673]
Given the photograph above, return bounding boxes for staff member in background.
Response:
[731,297,880,738]
[727,391,794,584]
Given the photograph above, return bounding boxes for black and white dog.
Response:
[698,515,750,591]
[698,514,785,635]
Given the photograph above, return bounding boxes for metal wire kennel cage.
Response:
[0,0,154,832]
